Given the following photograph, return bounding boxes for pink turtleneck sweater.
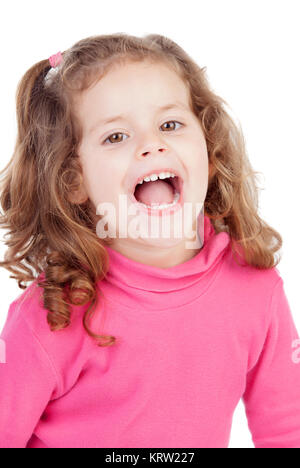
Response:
[1,216,300,448]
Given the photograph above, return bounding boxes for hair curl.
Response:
[0,33,282,346]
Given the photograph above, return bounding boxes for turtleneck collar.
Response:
[99,216,231,311]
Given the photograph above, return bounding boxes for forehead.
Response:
[75,61,191,118]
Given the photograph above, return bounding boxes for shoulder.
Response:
[219,246,284,326]
[7,279,79,338]
[5,277,99,395]
[222,244,283,292]
[218,249,289,369]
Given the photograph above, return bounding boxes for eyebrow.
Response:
[88,102,190,134]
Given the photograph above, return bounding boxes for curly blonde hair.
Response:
[0,33,282,346]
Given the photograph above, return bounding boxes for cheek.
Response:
[79,155,105,202]
[196,159,209,200]
[187,137,209,198]
[186,134,209,174]
[82,157,125,206]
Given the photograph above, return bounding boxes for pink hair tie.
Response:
[48,51,63,68]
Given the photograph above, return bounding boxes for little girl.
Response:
[0,33,300,449]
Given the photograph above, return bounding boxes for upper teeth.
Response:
[138,171,176,184]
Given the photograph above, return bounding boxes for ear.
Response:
[68,186,89,205]
[208,161,216,180]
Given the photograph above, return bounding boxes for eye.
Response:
[160,120,183,132]
[103,132,128,145]
[102,120,184,145]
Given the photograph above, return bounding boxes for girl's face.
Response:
[74,60,210,267]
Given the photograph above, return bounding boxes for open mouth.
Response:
[131,175,184,215]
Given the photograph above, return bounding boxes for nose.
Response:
[137,130,169,158]
[141,147,167,157]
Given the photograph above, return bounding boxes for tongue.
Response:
[134,179,174,206]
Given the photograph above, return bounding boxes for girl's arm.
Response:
[0,301,58,448]
[242,278,300,448]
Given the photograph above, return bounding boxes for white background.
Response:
[0,0,299,448]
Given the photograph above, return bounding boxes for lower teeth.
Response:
[140,191,180,210]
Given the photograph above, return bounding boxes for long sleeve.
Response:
[242,278,300,448]
[0,301,59,448]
